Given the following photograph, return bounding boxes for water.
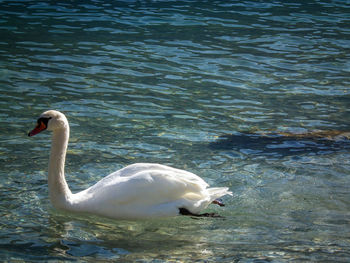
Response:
[1,0,350,261]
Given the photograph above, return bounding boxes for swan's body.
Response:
[29,110,232,219]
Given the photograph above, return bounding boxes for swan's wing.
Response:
[85,164,209,207]
[89,163,208,190]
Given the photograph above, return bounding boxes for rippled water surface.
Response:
[1,1,350,261]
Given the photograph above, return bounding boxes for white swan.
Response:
[28,110,232,219]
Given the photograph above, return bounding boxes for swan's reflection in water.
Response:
[49,212,217,261]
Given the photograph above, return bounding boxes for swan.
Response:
[28,110,232,219]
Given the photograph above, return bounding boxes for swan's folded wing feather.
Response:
[87,168,208,207]
[89,163,207,184]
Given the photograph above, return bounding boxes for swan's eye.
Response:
[37,117,51,127]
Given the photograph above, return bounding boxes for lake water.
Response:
[1,0,350,261]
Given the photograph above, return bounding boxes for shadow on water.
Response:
[209,130,350,157]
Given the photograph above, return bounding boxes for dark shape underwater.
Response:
[209,130,350,157]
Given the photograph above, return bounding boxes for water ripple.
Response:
[1,0,350,261]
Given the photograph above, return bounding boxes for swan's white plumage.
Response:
[29,110,232,220]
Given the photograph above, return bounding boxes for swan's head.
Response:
[28,110,68,137]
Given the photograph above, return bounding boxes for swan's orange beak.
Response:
[28,121,47,137]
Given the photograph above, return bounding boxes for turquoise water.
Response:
[1,0,350,261]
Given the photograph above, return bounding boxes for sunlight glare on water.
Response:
[0,0,350,261]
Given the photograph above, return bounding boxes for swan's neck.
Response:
[48,125,72,209]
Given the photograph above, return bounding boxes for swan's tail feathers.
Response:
[207,187,232,202]
[180,187,232,217]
